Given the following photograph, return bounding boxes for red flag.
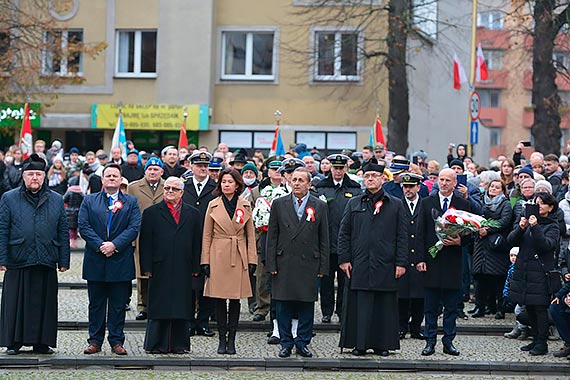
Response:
[375,114,386,147]
[19,103,33,160]
[476,43,488,82]
[453,52,467,90]
[178,117,188,150]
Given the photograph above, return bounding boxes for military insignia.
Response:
[344,193,353,198]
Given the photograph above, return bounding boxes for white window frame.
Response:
[553,51,569,70]
[219,26,279,82]
[477,12,503,30]
[42,29,83,77]
[479,89,501,108]
[412,0,438,40]
[489,127,501,147]
[484,49,503,70]
[311,26,364,82]
[115,30,157,78]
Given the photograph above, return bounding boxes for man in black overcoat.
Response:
[182,151,217,337]
[139,176,201,353]
[416,168,471,356]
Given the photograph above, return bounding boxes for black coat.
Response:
[416,193,471,290]
[0,185,70,270]
[162,163,186,179]
[507,214,560,306]
[398,197,425,299]
[120,163,144,183]
[139,201,201,319]
[338,191,408,291]
[266,194,329,302]
[313,174,362,255]
[182,177,217,225]
[473,196,513,276]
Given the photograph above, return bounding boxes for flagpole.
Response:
[467,0,478,157]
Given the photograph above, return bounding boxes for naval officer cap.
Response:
[399,172,423,186]
[327,154,350,167]
[190,151,212,165]
[278,158,306,174]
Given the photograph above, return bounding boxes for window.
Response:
[220,29,277,81]
[560,91,570,106]
[313,28,362,81]
[477,12,503,30]
[479,89,501,108]
[219,131,275,150]
[116,30,157,78]
[553,51,569,70]
[296,131,357,153]
[43,29,83,76]
[490,127,501,146]
[412,0,438,39]
[0,32,10,73]
[484,49,503,70]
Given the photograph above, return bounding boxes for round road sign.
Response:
[470,91,480,121]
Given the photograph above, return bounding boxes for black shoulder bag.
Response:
[534,253,564,297]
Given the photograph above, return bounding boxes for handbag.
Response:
[534,253,564,296]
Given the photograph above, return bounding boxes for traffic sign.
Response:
[470,121,479,145]
[470,91,480,121]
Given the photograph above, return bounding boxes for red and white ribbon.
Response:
[235,208,245,223]
[373,200,383,215]
[306,206,316,222]
[112,200,123,213]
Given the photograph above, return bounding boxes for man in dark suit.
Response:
[397,173,425,340]
[416,168,471,356]
[182,151,217,337]
[266,167,329,358]
[79,163,141,355]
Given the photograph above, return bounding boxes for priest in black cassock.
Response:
[0,154,70,355]
[139,176,202,353]
[337,159,408,356]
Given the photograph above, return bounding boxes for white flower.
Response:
[456,217,464,225]
[319,194,327,203]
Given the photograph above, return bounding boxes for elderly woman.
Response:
[512,178,536,227]
[472,179,513,319]
[201,168,257,355]
[507,193,560,356]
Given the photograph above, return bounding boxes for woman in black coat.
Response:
[472,179,513,318]
[507,192,560,356]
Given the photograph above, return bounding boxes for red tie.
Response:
[297,198,303,206]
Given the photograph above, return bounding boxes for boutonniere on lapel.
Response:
[373,200,383,215]
[235,208,245,224]
[111,200,123,213]
[305,206,316,222]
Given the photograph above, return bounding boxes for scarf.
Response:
[484,192,506,212]
[222,194,238,219]
[364,188,385,208]
[166,199,182,224]
[49,169,63,187]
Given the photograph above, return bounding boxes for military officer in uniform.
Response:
[397,173,425,340]
[313,154,362,323]
[182,151,217,337]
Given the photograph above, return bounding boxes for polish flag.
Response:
[476,43,488,82]
[453,52,468,90]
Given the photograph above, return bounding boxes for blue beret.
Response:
[144,157,163,171]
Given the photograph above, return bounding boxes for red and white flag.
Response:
[476,43,488,82]
[178,115,188,149]
[453,52,468,90]
[19,103,33,160]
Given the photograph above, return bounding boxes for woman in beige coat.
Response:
[201,168,257,355]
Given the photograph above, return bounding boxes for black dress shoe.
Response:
[268,335,280,345]
[457,310,468,320]
[495,311,505,320]
[471,308,485,318]
[467,306,478,314]
[136,311,147,321]
[410,332,425,340]
[196,327,215,337]
[421,343,436,356]
[321,315,332,323]
[296,346,313,358]
[33,345,55,354]
[443,343,460,356]
[6,348,20,355]
[351,349,366,356]
[252,314,265,322]
[278,347,291,358]
[373,349,389,356]
[399,331,407,339]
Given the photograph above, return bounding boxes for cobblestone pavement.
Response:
[0,331,567,363]
[0,370,566,380]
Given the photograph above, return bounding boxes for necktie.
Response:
[197,182,203,192]
[107,196,114,237]
[409,202,414,212]
[297,198,303,206]
[442,197,448,213]
[335,183,340,189]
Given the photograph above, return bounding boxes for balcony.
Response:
[476,28,510,49]
[476,70,508,89]
[523,71,570,91]
[480,107,507,127]
[523,107,570,128]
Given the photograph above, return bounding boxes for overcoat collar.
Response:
[209,196,251,235]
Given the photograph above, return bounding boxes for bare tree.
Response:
[0,0,106,104]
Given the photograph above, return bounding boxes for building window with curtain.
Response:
[115,30,157,78]
[42,29,83,76]
[220,28,277,81]
[312,27,362,82]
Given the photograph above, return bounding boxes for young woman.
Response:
[201,168,257,355]
[47,156,67,195]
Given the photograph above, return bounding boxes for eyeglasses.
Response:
[164,186,183,192]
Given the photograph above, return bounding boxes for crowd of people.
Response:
[0,138,569,360]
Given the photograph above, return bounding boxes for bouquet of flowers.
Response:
[252,186,289,233]
[429,208,499,258]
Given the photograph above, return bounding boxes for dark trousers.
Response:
[527,304,549,344]
[275,300,314,350]
[549,302,570,346]
[461,246,473,300]
[191,291,214,330]
[424,287,462,346]
[87,281,131,347]
[398,298,424,334]
[474,273,505,312]
[137,278,148,313]
[320,254,345,318]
